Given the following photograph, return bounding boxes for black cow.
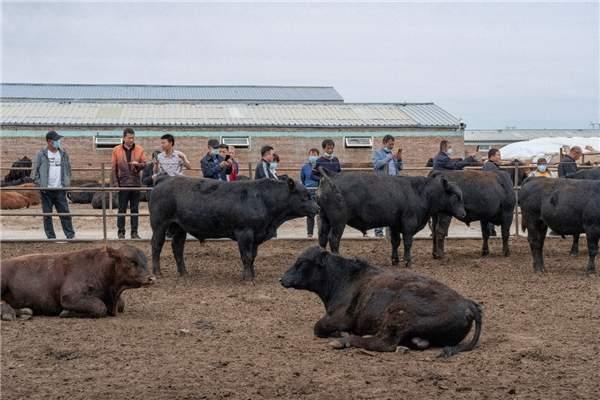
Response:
[281,247,482,357]
[149,176,319,280]
[67,182,98,204]
[429,170,516,258]
[1,156,33,187]
[571,168,600,180]
[317,169,466,266]
[520,177,600,273]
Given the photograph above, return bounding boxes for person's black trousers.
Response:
[117,190,140,234]
[40,190,75,239]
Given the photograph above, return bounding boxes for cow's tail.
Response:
[438,300,483,358]
[521,212,528,233]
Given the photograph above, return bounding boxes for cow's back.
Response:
[541,179,600,235]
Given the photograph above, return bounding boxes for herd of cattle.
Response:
[1,161,599,356]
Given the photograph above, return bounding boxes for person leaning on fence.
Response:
[528,158,556,178]
[481,148,503,236]
[255,145,278,180]
[111,127,146,240]
[301,148,320,238]
[33,130,76,240]
[154,134,191,178]
[432,140,473,171]
[372,135,403,238]
[558,146,582,178]
[201,139,231,181]
[310,139,341,182]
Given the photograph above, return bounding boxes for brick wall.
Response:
[0,134,464,181]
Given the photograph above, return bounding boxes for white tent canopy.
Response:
[500,137,600,163]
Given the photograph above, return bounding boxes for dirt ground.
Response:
[1,238,599,400]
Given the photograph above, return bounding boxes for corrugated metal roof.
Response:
[0,83,344,103]
[465,129,600,143]
[0,102,460,129]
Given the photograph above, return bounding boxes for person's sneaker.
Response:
[118,232,125,240]
[66,235,75,240]
[307,234,313,239]
[131,232,141,240]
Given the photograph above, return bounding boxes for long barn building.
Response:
[0,83,464,178]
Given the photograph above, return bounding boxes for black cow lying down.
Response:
[281,247,483,357]
[150,175,319,280]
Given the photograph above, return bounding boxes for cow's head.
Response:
[434,175,466,219]
[285,177,319,218]
[108,245,155,288]
[281,246,329,292]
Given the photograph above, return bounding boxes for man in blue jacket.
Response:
[372,135,404,237]
[300,148,320,238]
[201,139,231,181]
[432,140,474,170]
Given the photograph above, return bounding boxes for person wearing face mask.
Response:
[301,148,320,238]
[529,158,556,177]
[255,145,278,180]
[432,140,475,171]
[372,135,404,238]
[201,139,231,181]
[311,139,341,182]
[34,130,75,240]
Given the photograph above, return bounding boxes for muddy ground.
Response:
[1,238,599,400]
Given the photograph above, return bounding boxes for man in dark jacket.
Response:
[255,145,278,180]
[432,140,474,170]
[482,148,502,171]
[311,139,341,182]
[201,139,231,181]
[33,131,75,240]
[558,146,582,178]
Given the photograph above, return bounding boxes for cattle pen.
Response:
[4,162,592,243]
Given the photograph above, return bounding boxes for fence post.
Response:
[513,163,519,237]
[101,162,108,245]
[248,162,252,179]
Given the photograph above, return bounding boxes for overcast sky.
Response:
[1,1,598,129]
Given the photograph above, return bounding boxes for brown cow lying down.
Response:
[0,191,30,209]
[281,247,483,357]
[1,245,155,320]
[14,183,41,206]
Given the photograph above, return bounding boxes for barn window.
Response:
[94,135,122,150]
[220,136,250,149]
[344,136,373,148]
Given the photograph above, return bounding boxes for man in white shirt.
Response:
[33,131,75,239]
[153,134,191,178]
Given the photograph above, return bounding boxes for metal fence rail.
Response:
[1,162,597,243]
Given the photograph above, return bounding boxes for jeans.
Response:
[306,191,317,235]
[117,190,140,234]
[41,190,75,239]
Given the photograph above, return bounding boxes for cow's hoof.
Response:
[570,251,579,257]
[503,250,510,257]
[177,270,189,277]
[585,267,596,275]
[241,270,256,282]
[391,258,399,266]
[16,308,33,320]
[481,250,490,257]
[534,267,545,274]
[404,261,412,268]
[328,337,350,350]
[1,310,16,321]
[432,253,442,260]
[437,346,457,358]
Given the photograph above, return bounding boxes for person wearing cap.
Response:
[111,127,147,240]
[33,131,75,240]
[529,158,556,178]
[201,139,231,181]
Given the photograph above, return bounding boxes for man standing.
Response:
[255,145,278,180]
[201,139,231,180]
[111,127,146,240]
[372,135,403,238]
[432,140,474,170]
[34,131,75,240]
[154,134,191,178]
[301,148,320,238]
[311,139,342,182]
[558,146,582,178]
[482,148,502,171]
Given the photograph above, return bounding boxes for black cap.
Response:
[46,131,63,141]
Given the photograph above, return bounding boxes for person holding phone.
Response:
[372,135,404,237]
